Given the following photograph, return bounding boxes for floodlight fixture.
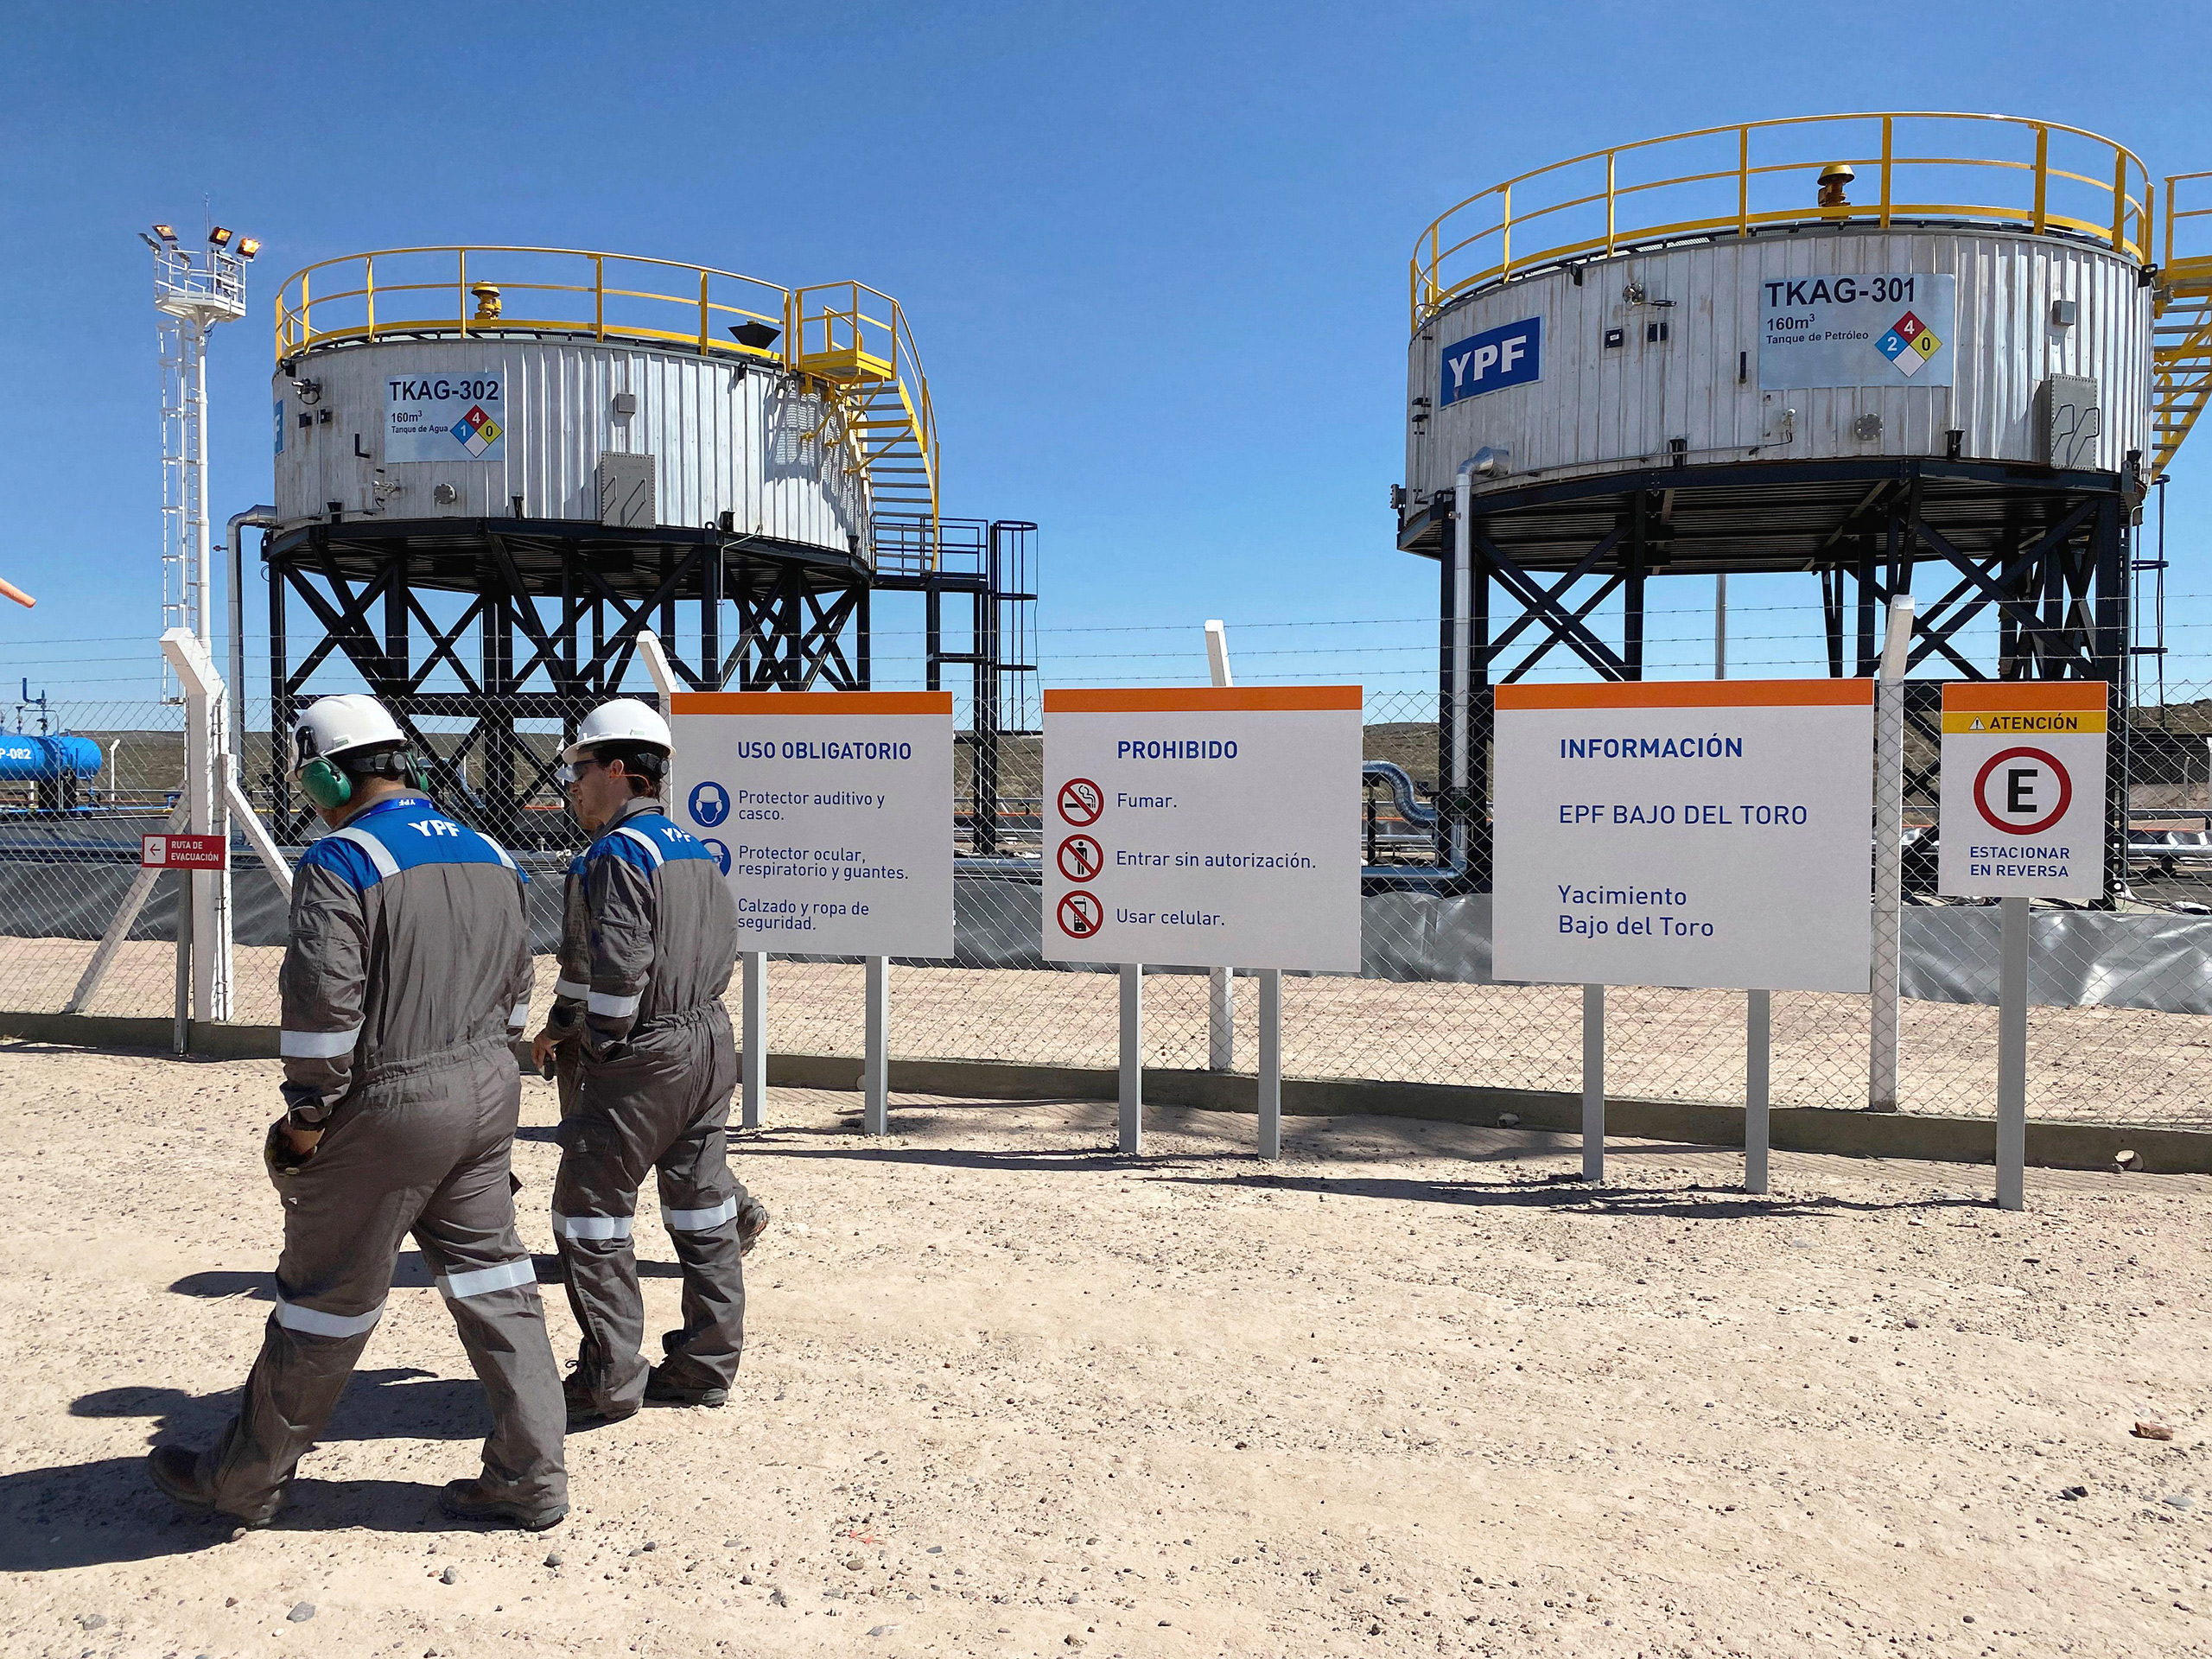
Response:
[238,236,261,260]
[207,226,234,249]
[151,223,177,243]
[139,232,163,251]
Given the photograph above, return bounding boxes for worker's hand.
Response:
[531,1026,563,1071]
[282,1123,323,1158]
[263,1117,321,1191]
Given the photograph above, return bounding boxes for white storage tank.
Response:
[1403,116,2158,504]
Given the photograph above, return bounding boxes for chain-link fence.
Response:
[6,636,2212,1134]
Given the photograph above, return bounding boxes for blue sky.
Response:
[3,1,2209,711]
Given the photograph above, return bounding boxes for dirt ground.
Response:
[3,1043,2210,1658]
[10,939,2212,1128]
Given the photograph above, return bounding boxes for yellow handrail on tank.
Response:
[271,246,940,543]
[2154,172,2212,480]
[1409,112,2153,334]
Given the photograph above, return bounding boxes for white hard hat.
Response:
[290,694,407,778]
[562,697,673,764]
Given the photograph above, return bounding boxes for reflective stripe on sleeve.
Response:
[664,1196,739,1232]
[280,1024,362,1059]
[332,826,402,880]
[553,977,590,1001]
[482,836,519,872]
[552,1211,634,1243]
[587,989,641,1018]
[507,1001,530,1028]
[613,824,666,866]
[437,1258,537,1300]
[273,1292,385,1338]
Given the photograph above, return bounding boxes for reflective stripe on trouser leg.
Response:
[436,1258,537,1300]
[663,1195,738,1231]
[273,1292,385,1338]
[552,1211,633,1242]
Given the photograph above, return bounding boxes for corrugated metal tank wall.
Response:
[272,339,867,554]
[1406,226,2150,499]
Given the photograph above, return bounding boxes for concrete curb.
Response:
[5,1011,2205,1175]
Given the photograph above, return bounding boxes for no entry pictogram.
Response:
[1056,890,1104,938]
[1056,834,1103,882]
[1972,746,2072,837]
[1057,777,1103,826]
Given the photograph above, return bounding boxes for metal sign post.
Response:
[1745,988,1771,1194]
[1581,983,1605,1182]
[1119,963,1143,1154]
[1204,620,1236,1073]
[1936,681,2109,1211]
[1257,969,1283,1160]
[863,955,889,1135]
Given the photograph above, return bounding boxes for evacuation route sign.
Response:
[1041,686,1363,971]
[668,690,954,958]
[1936,682,2108,901]
[1491,680,1875,993]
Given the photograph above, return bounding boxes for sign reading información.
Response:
[1042,687,1362,971]
[1936,682,2108,901]
[669,690,954,958]
[1491,681,1876,993]
[1758,272,1956,391]
[385,371,507,463]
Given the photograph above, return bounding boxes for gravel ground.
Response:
[3,1041,2209,1657]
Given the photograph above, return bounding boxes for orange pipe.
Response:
[0,575,34,609]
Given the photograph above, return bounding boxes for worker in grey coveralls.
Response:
[147,694,568,1531]
[530,697,766,1427]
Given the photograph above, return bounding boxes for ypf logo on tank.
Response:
[1041,687,1362,971]
[666,690,955,958]
[1936,683,2108,901]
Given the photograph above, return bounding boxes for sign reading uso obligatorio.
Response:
[1491,680,1875,993]
[1936,682,2108,901]
[669,690,955,958]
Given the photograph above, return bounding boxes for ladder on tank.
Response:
[2153,172,2212,484]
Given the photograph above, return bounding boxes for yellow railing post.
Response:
[1736,126,1749,238]
[365,255,376,343]
[594,255,605,342]
[2166,175,2177,269]
[698,269,710,353]
[2113,150,2130,252]
[457,250,468,340]
[1605,152,1617,254]
[2032,126,2049,235]
[1500,181,1512,279]
[299,270,310,350]
[1878,117,1893,228]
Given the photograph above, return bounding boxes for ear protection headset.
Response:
[300,748,431,812]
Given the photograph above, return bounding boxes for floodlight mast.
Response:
[149,221,250,1024]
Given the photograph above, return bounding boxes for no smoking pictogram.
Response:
[1057,834,1103,882]
[1057,890,1104,938]
[1973,746,2073,837]
[1057,778,1103,826]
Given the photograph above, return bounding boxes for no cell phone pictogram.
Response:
[1972,747,2073,837]
[1056,890,1104,939]
[1057,777,1103,826]
[1057,834,1103,882]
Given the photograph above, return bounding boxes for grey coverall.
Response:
[547,795,747,1414]
[195,794,566,1523]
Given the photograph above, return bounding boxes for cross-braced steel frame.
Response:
[1397,456,2142,898]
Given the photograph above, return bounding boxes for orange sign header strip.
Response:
[1495,679,1874,711]
[1942,682,2108,713]
[1044,686,1363,714]
[671,690,953,715]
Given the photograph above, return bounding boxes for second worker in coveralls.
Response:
[531,699,766,1427]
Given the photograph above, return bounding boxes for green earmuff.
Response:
[300,749,430,811]
[300,757,352,811]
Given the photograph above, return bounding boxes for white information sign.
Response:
[1042,687,1362,971]
[669,690,954,957]
[1493,681,1875,993]
[1936,683,2108,901]
[1759,272,1956,390]
[385,370,507,462]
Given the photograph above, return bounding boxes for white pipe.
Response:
[1868,594,1916,1112]
[1450,463,1475,868]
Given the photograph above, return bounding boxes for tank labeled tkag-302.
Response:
[1394,113,2212,893]
[260,247,942,842]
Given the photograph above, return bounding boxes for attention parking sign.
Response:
[1936,683,2108,900]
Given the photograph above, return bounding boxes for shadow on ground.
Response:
[168,1249,683,1303]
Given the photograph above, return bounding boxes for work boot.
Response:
[563,1366,638,1431]
[736,1193,771,1256]
[437,1478,568,1532]
[145,1446,275,1529]
[645,1360,728,1408]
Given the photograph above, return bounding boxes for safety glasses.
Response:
[556,758,601,788]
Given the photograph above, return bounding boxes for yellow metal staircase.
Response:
[791,282,940,546]
[2155,173,2212,481]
